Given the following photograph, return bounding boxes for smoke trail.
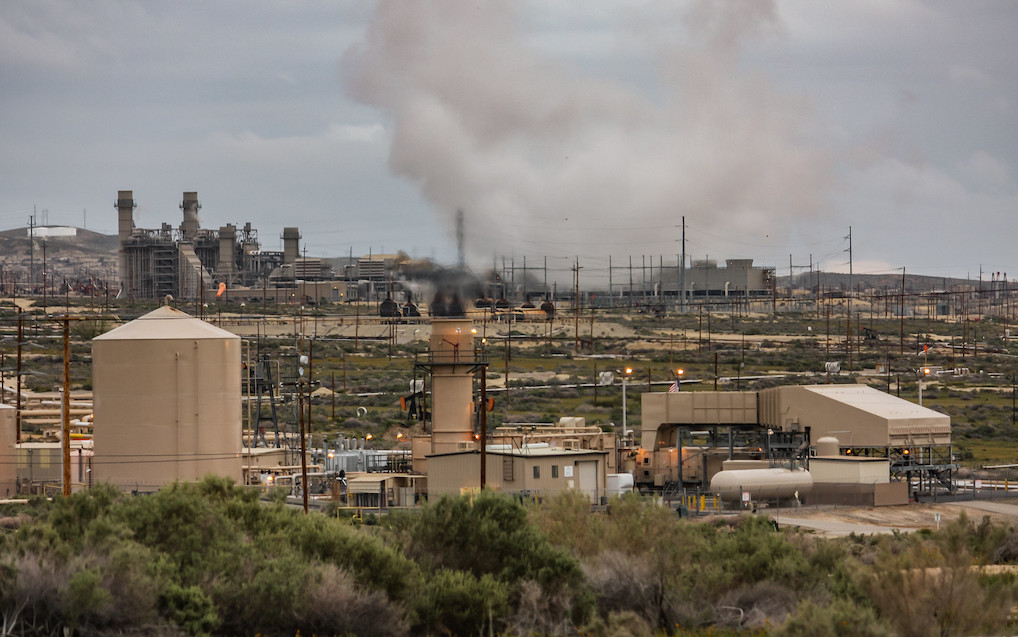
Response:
[343,0,831,265]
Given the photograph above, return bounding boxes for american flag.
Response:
[668,381,680,393]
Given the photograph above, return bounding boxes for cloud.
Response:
[342,0,833,268]
[958,150,1013,193]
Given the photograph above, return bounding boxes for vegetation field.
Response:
[3,480,1018,636]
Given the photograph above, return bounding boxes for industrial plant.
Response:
[2,189,1015,530]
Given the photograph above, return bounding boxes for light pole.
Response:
[621,367,633,437]
[919,366,930,405]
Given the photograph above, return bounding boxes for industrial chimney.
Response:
[116,190,135,291]
[426,318,477,454]
[180,192,200,240]
[282,227,300,265]
[217,224,236,280]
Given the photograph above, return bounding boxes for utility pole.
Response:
[61,318,71,497]
[846,227,853,370]
[680,218,686,313]
[29,210,35,293]
[42,239,48,315]
[16,308,22,443]
[573,257,581,351]
[479,367,487,489]
[900,267,906,355]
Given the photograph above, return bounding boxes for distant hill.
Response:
[0,227,118,280]
[780,271,982,293]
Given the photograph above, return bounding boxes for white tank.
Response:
[710,468,812,503]
[92,306,242,492]
[815,436,840,457]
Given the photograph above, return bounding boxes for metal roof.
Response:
[94,305,239,341]
[802,384,948,422]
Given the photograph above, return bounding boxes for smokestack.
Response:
[217,224,236,279]
[116,190,135,290]
[180,192,200,240]
[282,227,300,265]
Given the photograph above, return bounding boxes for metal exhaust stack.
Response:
[180,191,200,240]
[115,190,135,291]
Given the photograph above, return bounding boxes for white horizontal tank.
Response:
[710,468,812,503]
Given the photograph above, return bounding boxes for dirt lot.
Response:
[760,499,1018,536]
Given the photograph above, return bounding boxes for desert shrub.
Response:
[388,490,583,588]
[387,491,592,629]
[298,564,407,637]
[159,582,219,636]
[715,580,797,629]
[775,597,890,637]
[582,551,662,626]
[865,534,1013,637]
[413,569,508,636]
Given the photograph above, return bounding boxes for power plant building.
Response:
[115,190,308,300]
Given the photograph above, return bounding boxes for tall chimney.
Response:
[116,190,135,291]
[427,318,476,454]
[180,192,200,240]
[282,227,300,265]
[217,224,236,279]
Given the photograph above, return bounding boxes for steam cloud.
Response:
[343,0,831,267]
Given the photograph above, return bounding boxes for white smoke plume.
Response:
[343,0,832,269]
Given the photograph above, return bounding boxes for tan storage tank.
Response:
[0,405,15,497]
[92,306,242,492]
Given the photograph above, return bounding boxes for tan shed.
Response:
[92,306,242,492]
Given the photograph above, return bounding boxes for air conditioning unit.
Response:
[456,441,475,452]
[563,439,580,450]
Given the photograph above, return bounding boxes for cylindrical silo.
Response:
[0,405,16,497]
[91,305,242,492]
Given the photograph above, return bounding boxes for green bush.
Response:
[413,569,509,635]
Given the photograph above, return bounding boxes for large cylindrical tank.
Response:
[92,306,242,492]
[710,468,812,503]
[0,405,15,497]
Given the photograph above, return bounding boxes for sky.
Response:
[1,1,1016,285]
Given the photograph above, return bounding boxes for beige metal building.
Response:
[639,384,953,495]
[757,384,950,447]
[92,305,243,492]
[427,445,609,503]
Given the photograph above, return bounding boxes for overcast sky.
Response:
[2,1,1016,283]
